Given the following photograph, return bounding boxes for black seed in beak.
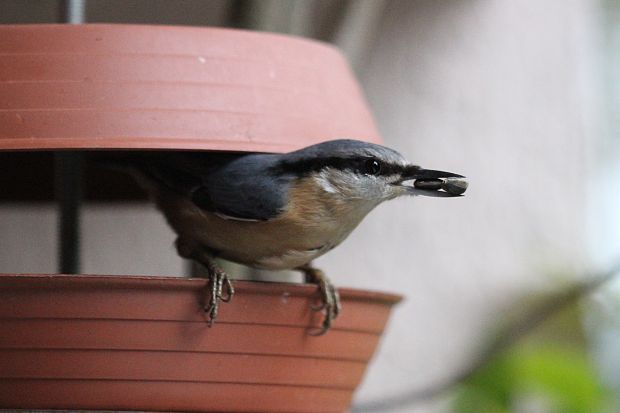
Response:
[402,166,467,197]
[442,178,468,195]
[413,179,443,190]
[413,177,468,196]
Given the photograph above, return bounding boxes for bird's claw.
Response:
[203,266,235,326]
[301,266,341,336]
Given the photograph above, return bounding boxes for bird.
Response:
[99,139,467,334]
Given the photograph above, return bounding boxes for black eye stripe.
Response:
[275,156,403,177]
[373,162,400,176]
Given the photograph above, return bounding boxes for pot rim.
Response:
[0,273,402,305]
[0,23,341,51]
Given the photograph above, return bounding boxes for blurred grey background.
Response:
[1,1,619,412]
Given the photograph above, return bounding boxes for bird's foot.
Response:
[203,262,235,326]
[299,265,341,335]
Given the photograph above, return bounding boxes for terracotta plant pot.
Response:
[0,24,381,153]
[0,274,400,412]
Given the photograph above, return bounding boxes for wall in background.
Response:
[329,1,599,411]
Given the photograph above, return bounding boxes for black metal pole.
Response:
[60,0,85,24]
[55,153,83,274]
[55,0,85,274]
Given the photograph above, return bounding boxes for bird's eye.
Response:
[364,159,381,175]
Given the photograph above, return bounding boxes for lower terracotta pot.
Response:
[0,274,400,413]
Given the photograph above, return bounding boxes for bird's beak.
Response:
[399,166,468,197]
[403,166,464,180]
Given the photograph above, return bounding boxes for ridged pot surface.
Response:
[0,24,381,153]
[0,274,400,413]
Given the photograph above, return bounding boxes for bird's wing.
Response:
[194,153,290,221]
[109,151,289,222]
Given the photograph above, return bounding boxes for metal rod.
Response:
[55,152,83,274]
[55,0,86,274]
[60,0,86,24]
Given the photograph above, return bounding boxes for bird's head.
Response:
[278,139,466,208]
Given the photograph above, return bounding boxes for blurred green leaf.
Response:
[454,345,610,413]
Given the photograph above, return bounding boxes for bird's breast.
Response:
[154,178,372,270]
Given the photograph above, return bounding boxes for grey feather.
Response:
[117,151,291,221]
[194,153,291,221]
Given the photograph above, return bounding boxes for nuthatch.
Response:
[109,139,467,334]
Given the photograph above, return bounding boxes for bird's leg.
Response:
[176,238,234,326]
[297,263,341,335]
[200,258,234,326]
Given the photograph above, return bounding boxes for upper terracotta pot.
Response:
[0,24,381,153]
